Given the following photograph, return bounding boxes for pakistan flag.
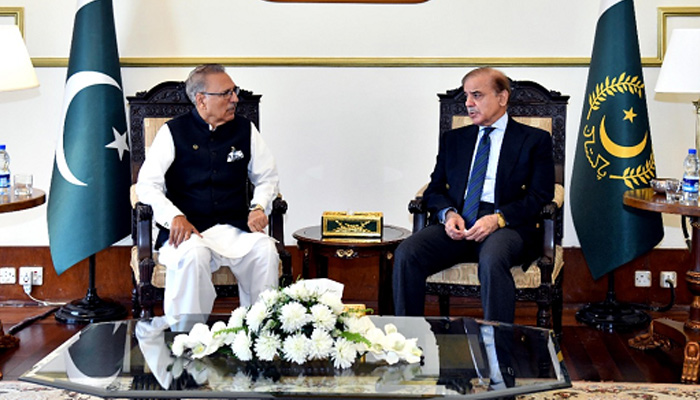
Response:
[47,0,130,275]
[571,0,664,280]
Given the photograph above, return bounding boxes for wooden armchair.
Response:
[409,80,568,334]
[127,81,291,318]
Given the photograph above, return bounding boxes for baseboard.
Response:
[0,246,692,308]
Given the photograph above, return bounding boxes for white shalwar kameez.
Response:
[136,120,280,327]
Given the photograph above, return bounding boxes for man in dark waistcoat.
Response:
[136,64,280,327]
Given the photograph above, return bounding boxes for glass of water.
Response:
[665,179,682,203]
[13,173,33,196]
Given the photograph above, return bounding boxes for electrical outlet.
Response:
[660,271,678,288]
[634,270,651,287]
[18,266,43,286]
[0,267,16,284]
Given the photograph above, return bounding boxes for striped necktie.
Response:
[462,127,495,227]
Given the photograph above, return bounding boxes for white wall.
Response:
[1,0,698,249]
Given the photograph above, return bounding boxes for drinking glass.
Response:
[13,173,33,196]
[665,179,682,203]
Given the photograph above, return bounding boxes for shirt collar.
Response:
[481,112,508,133]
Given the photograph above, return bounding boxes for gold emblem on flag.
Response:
[581,72,656,189]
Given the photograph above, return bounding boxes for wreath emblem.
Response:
[582,72,656,189]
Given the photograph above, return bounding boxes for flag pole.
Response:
[55,254,127,324]
[575,272,650,332]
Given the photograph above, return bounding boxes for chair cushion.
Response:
[130,246,286,289]
[130,246,237,288]
[426,245,563,288]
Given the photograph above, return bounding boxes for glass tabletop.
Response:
[21,315,570,399]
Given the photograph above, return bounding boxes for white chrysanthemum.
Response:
[229,371,254,391]
[331,337,357,369]
[283,281,312,302]
[246,302,269,332]
[228,307,248,329]
[308,328,334,360]
[282,333,309,364]
[254,332,281,361]
[258,289,281,308]
[231,330,253,361]
[310,304,336,331]
[279,302,309,333]
[318,292,344,314]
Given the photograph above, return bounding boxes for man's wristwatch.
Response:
[249,204,264,213]
[496,211,507,228]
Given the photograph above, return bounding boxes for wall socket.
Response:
[660,271,678,288]
[18,266,43,286]
[0,267,16,284]
[634,270,652,287]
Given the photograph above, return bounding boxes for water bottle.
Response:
[0,145,9,196]
[682,148,700,204]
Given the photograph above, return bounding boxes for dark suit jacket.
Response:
[423,117,554,260]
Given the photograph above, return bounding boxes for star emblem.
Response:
[106,127,129,161]
[623,107,637,123]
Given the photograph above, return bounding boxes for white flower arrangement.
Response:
[171,280,422,370]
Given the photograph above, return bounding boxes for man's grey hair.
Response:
[185,64,227,104]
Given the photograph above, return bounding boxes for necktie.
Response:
[462,127,494,227]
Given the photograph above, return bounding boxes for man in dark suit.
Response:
[393,67,554,324]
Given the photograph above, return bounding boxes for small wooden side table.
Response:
[624,188,700,383]
[0,187,46,379]
[293,225,411,315]
[0,187,45,213]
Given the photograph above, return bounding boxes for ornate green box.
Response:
[321,211,383,239]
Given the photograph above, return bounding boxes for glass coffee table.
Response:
[21,315,570,399]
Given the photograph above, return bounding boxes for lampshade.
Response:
[0,25,39,92]
[655,29,700,95]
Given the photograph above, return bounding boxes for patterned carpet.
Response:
[1,380,699,399]
[520,382,700,399]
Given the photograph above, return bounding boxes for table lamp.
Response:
[0,25,39,92]
[655,29,700,151]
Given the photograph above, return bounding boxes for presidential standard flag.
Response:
[48,0,130,275]
[571,0,663,280]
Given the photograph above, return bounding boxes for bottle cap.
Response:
[0,144,5,150]
[691,148,697,154]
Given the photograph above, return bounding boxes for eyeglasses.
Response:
[200,86,241,99]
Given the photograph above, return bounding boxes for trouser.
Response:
[392,223,523,323]
[162,236,279,327]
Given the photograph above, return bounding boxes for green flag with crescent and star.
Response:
[571,0,663,280]
[47,0,130,275]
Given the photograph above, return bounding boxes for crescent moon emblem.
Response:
[56,71,122,187]
[599,115,647,159]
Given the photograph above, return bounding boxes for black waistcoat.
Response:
[157,109,252,247]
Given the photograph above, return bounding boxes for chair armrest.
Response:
[408,196,428,233]
[134,202,154,262]
[270,194,287,246]
[269,194,292,287]
[540,201,561,276]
